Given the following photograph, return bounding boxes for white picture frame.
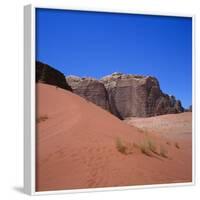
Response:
[24,4,196,195]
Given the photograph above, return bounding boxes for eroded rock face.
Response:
[101,73,184,118]
[36,61,72,91]
[66,72,184,119]
[66,76,110,111]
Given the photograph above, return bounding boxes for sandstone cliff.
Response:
[66,76,110,111]
[66,72,184,119]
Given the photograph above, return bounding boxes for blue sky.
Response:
[36,8,192,108]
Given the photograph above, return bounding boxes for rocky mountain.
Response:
[66,76,110,111]
[36,61,72,91]
[66,72,184,119]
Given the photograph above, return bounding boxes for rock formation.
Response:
[36,61,72,91]
[101,73,184,118]
[66,76,110,111]
[66,72,184,119]
[36,60,184,119]
[185,105,192,112]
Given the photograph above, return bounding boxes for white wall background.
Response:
[0,0,199,199]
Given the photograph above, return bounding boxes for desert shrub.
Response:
[37,114,48,123]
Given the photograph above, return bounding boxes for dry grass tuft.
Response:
[115,138,135,155]
[175,142,180,149]
[140,138,158,156]
[139,137,169,159]
[116,138,128,155]
[139,142,153,157]
[147,139,157,154]
[116,136,169,159]
[160,145,168,158]
[138,137,159,157]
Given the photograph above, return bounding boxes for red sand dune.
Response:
[36,83,192,192]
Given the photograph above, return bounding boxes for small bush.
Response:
[37,114,48,123]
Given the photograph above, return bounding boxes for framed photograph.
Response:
[24,4,195,195]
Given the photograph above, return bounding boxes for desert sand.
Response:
[36,83,192,192]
